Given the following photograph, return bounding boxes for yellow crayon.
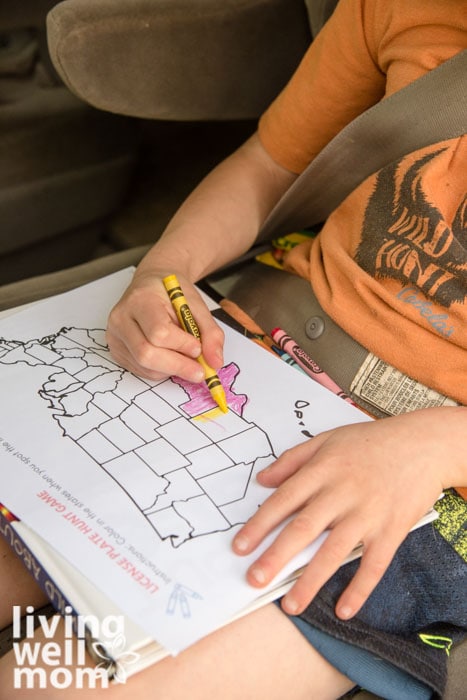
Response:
[163,274,228,413]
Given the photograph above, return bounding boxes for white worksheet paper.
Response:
[0,269,369,654]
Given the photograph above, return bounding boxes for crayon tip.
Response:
[218,397,228,413]
[213,389,228,413]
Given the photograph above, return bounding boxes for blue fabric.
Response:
[282,608,433,700]
[291,521,466,696]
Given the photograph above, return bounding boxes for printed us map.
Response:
[0,327,275,547]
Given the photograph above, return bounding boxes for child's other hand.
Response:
[106,271,224,381]
[233,407,466,619]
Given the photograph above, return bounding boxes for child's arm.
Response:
[233,405,467,619]
[106,133,296,380]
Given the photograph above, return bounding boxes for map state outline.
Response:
[0,326,276,548]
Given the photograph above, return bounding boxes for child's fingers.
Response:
[235,481,345,586]
[233,436,337,556]
[334,530,407,620]
[233,466,319,556]
[257,434,330,488]
[280,516,364,615]
[107,317,205,382]
[190,298,226,370]
[107,274,226,380]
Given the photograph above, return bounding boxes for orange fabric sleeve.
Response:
[258,0,385,173]
[258,0,466,174]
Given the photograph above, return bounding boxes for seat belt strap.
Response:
[258,50,467,241]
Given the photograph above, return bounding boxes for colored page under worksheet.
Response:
[0,269,369,654]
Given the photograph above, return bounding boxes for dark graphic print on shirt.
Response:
[355,148,467,308]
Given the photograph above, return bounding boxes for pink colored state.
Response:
[173,362,247,417]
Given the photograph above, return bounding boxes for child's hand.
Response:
[106,270,224,381]
[233,407,465,619]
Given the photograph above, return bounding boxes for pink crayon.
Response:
[271,328,357,406]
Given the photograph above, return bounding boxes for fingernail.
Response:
[249,567,267,585]
[283,597,299,615]
[233,535,249,553]
[257,466,271,480]
[190,346,201,358]
[192,368,205,382]
[337,605,353,619]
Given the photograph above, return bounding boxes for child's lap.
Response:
[285,507,467,697]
